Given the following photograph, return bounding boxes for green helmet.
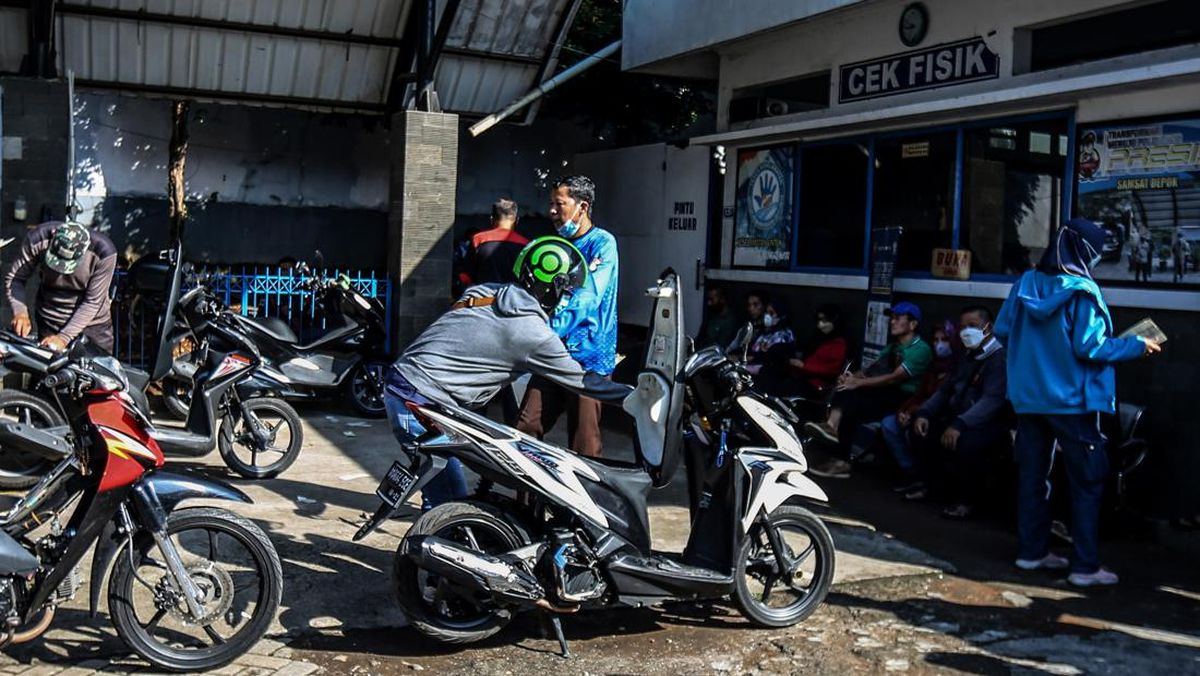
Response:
[513,236,588,314]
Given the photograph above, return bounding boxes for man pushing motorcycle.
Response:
[384,236,630,508]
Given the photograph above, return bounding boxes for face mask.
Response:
[817,320,834,334]
[960,327,986,350]
[762,314,777,328]
[934,341,953,358]
[556,204,584,238]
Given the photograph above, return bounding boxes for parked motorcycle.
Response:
[218,260,389,418]
[353,271,835,655]
[0,244,304,486]
[0,343,282,671]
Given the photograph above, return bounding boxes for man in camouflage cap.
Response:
[4,221,117,352]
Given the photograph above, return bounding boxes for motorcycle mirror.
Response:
[314,250,325,268]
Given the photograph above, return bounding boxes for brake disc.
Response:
[164,560,235,626]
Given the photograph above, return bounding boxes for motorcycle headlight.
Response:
[89,356,129,393]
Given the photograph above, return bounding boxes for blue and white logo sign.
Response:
[750,162,784,230]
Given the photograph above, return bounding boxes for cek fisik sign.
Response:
[839,37,999,104]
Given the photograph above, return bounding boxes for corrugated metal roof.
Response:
[0,0,577,116]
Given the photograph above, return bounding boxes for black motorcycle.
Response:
[220,262,389,418]
[0,245,304,486]
[0,342,282,671]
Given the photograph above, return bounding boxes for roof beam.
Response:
[440,46,541,66]
[52,1,406,48]
[75,78,388,113]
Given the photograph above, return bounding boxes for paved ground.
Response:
[2,403,1198,675]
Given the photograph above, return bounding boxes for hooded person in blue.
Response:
[995,218,1160,587]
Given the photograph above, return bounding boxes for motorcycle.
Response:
[353,270,835,655]
[0,342,282,671]
[219,260,389,418]
[0,244,305,486]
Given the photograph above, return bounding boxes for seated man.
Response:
[386,236,630,509]
[806,301,932,479]
[904,306,1009,518]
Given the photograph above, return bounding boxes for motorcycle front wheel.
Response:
[394,502,531,644]
[217,397,303,479]
[108,507,283,672]
[733,505,835,627]
[0,390,66,489]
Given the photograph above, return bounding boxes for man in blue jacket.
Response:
[517,175,619,458]
[995,218,1160,587]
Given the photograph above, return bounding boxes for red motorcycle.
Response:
[0,345,282,671]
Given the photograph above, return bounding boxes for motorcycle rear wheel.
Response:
[394,501,531,644]
[733,505,835,627]
[0,390,66,489]
[108,507,283,672]
[344,359,388,418]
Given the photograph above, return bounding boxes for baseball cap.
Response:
[45,222,91,275]
[884,301,922,322]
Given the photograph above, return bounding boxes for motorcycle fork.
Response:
[128,488,207,620]
[226,390,271,449]
[758,512,799,577]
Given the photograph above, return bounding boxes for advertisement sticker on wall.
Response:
[1076,117,1200,286]
[733,145,794,268]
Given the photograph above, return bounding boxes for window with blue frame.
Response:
[870,132,957,271]
[960,118,1068,275]
[794,142,869,269]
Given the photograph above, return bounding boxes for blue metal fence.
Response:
[112,266,392,368]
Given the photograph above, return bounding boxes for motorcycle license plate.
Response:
[376,461,418,508]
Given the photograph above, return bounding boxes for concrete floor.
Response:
[2,404,1198,674]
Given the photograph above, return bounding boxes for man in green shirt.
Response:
[805,301,933,478]
[697,286,740,349]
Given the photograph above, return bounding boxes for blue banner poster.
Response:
[862,227,902,365]
[733,145,794,268]
[1076,118,1200,286]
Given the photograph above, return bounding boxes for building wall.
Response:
[715,0,1161,132]
[74,91,390,268]
[622,0,864,74]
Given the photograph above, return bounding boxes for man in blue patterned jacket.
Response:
[517,175,619,458]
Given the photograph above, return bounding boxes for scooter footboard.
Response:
[738,451,829,533]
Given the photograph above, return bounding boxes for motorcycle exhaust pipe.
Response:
[403,535,544,603]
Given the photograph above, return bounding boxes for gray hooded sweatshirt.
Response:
[393,284,628,409]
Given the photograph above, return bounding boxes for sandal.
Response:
[942,504,973,520]
[1172,515,1200,531]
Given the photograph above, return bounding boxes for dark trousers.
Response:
[1014,413,1108,574]
[830,386,907,455]
[517,376,604,458]
[915,419,1006,507]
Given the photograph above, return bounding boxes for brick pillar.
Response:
[387,110,459,352]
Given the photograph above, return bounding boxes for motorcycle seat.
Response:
[237,315,299,345]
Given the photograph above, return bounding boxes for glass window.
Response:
[795,143,868,268]
[871,132,957,271]
[960,119,1067,275]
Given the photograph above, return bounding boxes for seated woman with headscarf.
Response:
[744,297,796,393]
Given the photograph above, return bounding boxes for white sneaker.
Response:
[1068,568,1119,587]
[1015,553,1070,571]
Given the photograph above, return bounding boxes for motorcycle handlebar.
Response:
[41,369,76,390]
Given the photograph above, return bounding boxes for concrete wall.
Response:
[73,91,390,268]
[714,0,1162,132]
[0,77,68,238]
[622,0,864,73]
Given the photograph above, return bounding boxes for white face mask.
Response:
[816,320,834,334]
[960,326,987,350]
[934,340,953,358]
[762,313,777,328]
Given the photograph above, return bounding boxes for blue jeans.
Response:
[881,414,917,476]
[1014,413,1108,574]
[384,390,468,511]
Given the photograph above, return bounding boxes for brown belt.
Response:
[450,296,496,310]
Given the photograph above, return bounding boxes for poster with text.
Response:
[733,145,794,268]
[1076,118,1200,286]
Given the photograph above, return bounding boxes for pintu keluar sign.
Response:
[839,37,1000,103]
